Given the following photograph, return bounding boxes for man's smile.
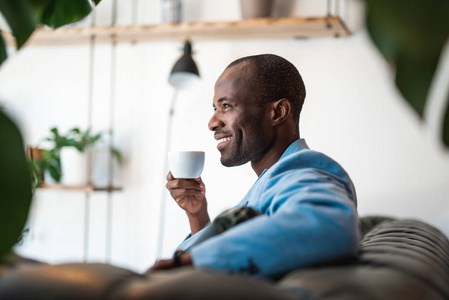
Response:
[216,136,232,150]
[217,136,232,144]
[214,131,233,151]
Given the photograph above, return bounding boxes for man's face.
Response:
[208,64,272,167]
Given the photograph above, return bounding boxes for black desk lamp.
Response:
[168,40,200,89]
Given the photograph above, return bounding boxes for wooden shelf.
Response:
[3,16,349,47]
[38,184,122,192]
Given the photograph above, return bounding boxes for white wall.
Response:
[1,0,448,273]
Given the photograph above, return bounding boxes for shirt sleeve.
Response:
[176,222,217,251]
[190,167,360,278]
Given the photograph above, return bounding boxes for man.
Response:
[152,54,359,278]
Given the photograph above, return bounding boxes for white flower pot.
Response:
[60,147,88,186]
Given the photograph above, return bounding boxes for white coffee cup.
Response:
[168,151,205,179]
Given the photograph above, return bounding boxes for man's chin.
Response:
[220,155,231,167]
[220,154,247,167]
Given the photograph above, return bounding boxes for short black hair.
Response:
[227,54,306,131]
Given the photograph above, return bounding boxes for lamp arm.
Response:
[156,89,179,258]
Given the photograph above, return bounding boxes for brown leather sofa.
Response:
[1,217,448,300]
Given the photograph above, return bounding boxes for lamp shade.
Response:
[168,40,200,89]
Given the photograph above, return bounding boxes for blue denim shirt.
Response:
[178,139,359,278]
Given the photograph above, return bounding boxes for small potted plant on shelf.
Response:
[28,127,122,188]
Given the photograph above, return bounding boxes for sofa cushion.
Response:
[278,218,449,300]
[0,263,143,300]
[112,267,298,300]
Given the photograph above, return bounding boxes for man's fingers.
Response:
[167,172,203,184]
[150,259,174,270]
[171,188,203,199]
[166,178,203,190]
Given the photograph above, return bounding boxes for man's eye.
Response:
[223,103,231,109]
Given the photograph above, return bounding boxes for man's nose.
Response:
[208,113,224,131]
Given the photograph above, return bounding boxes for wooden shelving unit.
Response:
[3,16,349,47]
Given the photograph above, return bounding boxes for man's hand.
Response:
[150,252,193,270]
[166,172,206,215]
[149,258,175,270]
[166,172,210,234]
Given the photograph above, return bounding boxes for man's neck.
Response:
[251,137,298,177]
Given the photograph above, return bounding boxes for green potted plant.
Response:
[29,126,122,186]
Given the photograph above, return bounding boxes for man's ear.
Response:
[270,98,291,125]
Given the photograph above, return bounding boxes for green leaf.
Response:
[65,138,77,147]
[111,147,122,165]
[74,144,84,152]
[26,0,52,21]
[47,164,61,182]
[442,93,449,148]
[47,156,62,181]
[41,0,94,29]
[365,0,449,118]
[0,32,6,67]
[0,112,32,259]
[90,133,102,146]
[0,0,37,49]
[70,127,81,134]
[42,148,54,160]
[50,127,59,137]
[40,148,61,181]
[28,159,41,191]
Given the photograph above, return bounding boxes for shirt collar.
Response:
[257,139,309,180]
[279,138,309,161]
